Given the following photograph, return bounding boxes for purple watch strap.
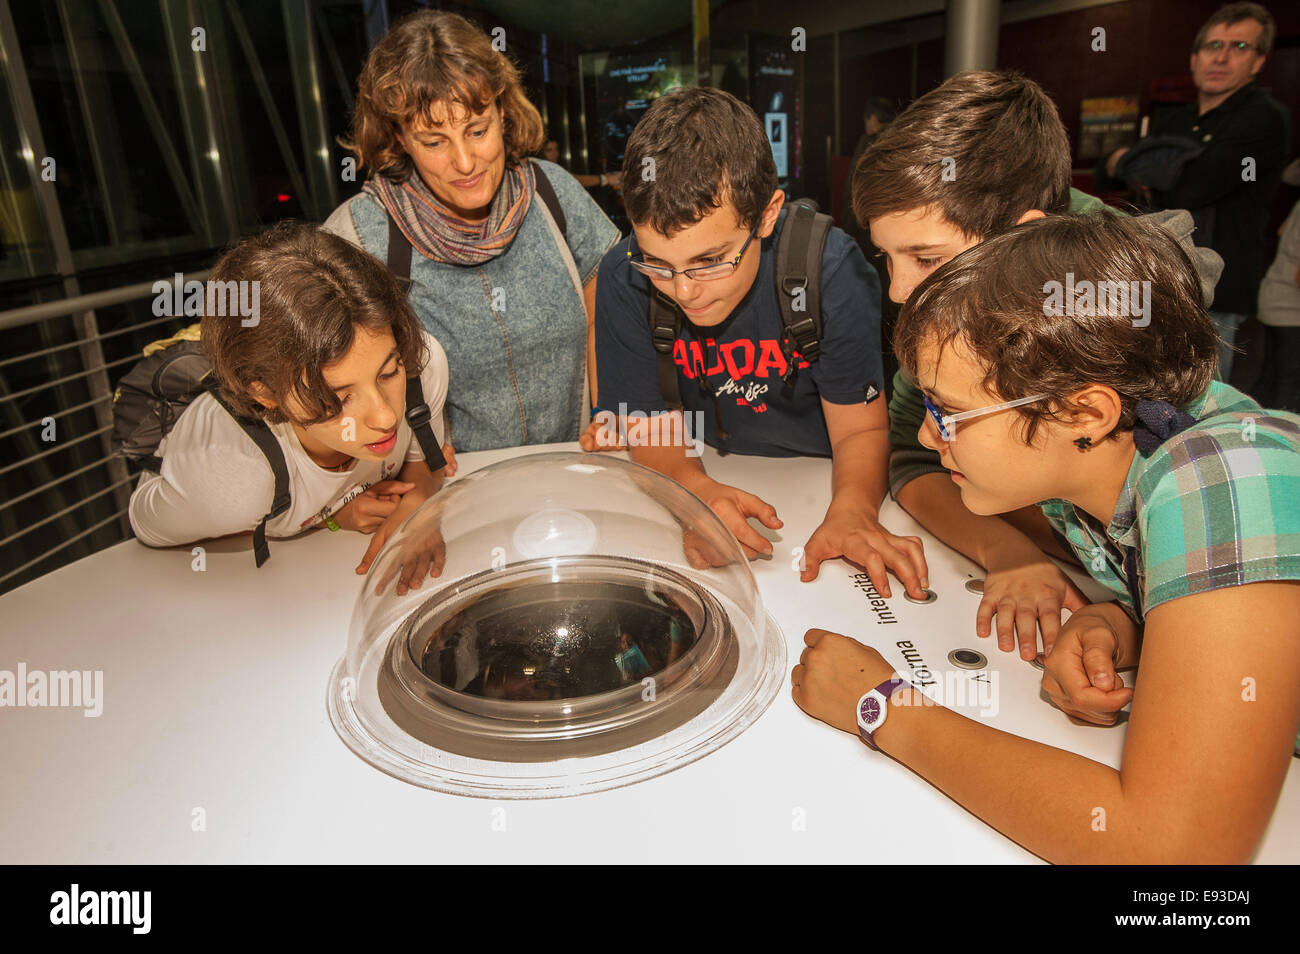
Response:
[859,676,908,750]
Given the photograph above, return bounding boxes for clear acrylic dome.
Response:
[327,452,786,798]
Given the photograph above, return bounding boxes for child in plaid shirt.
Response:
[791,212,1300,862]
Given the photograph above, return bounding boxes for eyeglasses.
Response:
[921,391,1049,441]
[628,221,761,282]
[1197,39,1261,56]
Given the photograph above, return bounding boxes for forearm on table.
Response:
[894,472,1046,568]
[627,427,712,495]
[827,428,889,518]
[876,694,1161,864]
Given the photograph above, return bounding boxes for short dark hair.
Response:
[621,87,777,236]
[863,96,897,124]
[854,70,1072,241]
[893,213,1218,443]
[202,222,427,426]
[1193,2,1275,57]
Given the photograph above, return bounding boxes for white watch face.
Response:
[857,690,887,734]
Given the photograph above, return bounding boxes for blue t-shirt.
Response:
[595,206,884,457]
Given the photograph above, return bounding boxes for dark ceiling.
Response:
[476,0,729,48]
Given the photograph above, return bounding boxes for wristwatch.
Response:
[856,676,908,751]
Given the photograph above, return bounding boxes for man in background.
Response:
[841,97,898,244]
[1097,2,1290,383]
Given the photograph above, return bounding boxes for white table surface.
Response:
[2,442,1296,863]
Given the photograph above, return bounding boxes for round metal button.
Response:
[947,648,987,670]
[903,588,938,604]
[964,578,985,594]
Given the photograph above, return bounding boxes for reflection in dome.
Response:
[327,451,785,798]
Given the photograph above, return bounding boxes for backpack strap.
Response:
[207,384,291,569]
[384,212,449,471]
[648,289,684,411]
[774,199,831,395]
[386,212,413,293]
[531,161,568,242]
[405,375,446,472]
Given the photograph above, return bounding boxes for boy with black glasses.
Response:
[585,86,928,599]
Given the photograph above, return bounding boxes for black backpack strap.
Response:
[775,199,831,394]
[405,375,446,472]
[207,385,291,568]
[532,160,567,242]
[386,212,413,294]
[648,289,684,410]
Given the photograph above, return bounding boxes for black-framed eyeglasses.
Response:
[1197,39,1261,55]
[627,221,761,282]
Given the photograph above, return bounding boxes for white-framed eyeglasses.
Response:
[921,391,1049,441]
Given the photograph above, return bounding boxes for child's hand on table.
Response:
[1039,606,1136,725]
[691,479,783,560]
[370,519,447,596]
[355,480,435,576]
[978,544,1090,660]
[799,506,929,599]
[791,629,899,735]
[577,413,626,452]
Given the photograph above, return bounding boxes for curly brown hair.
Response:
[201,222,427,426]
[893,213,1218,444]
[341,10,544,180]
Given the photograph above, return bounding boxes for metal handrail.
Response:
[0,473,135,547]
[0,312,186,370]
[1,448,126,513]
[0,393,105,441]
[0,423,112,477]
[0,351,145,404]
[0,269,210,332]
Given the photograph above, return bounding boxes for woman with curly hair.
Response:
[326,10,619,456]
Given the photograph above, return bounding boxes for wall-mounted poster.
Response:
[765,104,788,179]
[751,35,800,188]
[1078,95,1140,161]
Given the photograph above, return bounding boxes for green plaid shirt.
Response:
[1038,382,1300,752]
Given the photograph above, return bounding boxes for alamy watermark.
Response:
[0,663,102,717]
[1043,272,1150,327]
[893,668,1000,719]
[152,274,261,327]
[592,404,706,457]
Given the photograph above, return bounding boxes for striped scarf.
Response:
[363,160,536,267]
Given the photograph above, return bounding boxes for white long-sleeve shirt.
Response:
[1258,199,1300,328]
[129,331,448,548]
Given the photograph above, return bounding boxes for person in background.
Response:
[1096,2,1290,383]
[840,96,898,244]
[541,137,622,192]
[326,10,619,463]
[1255,161,1300,412]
